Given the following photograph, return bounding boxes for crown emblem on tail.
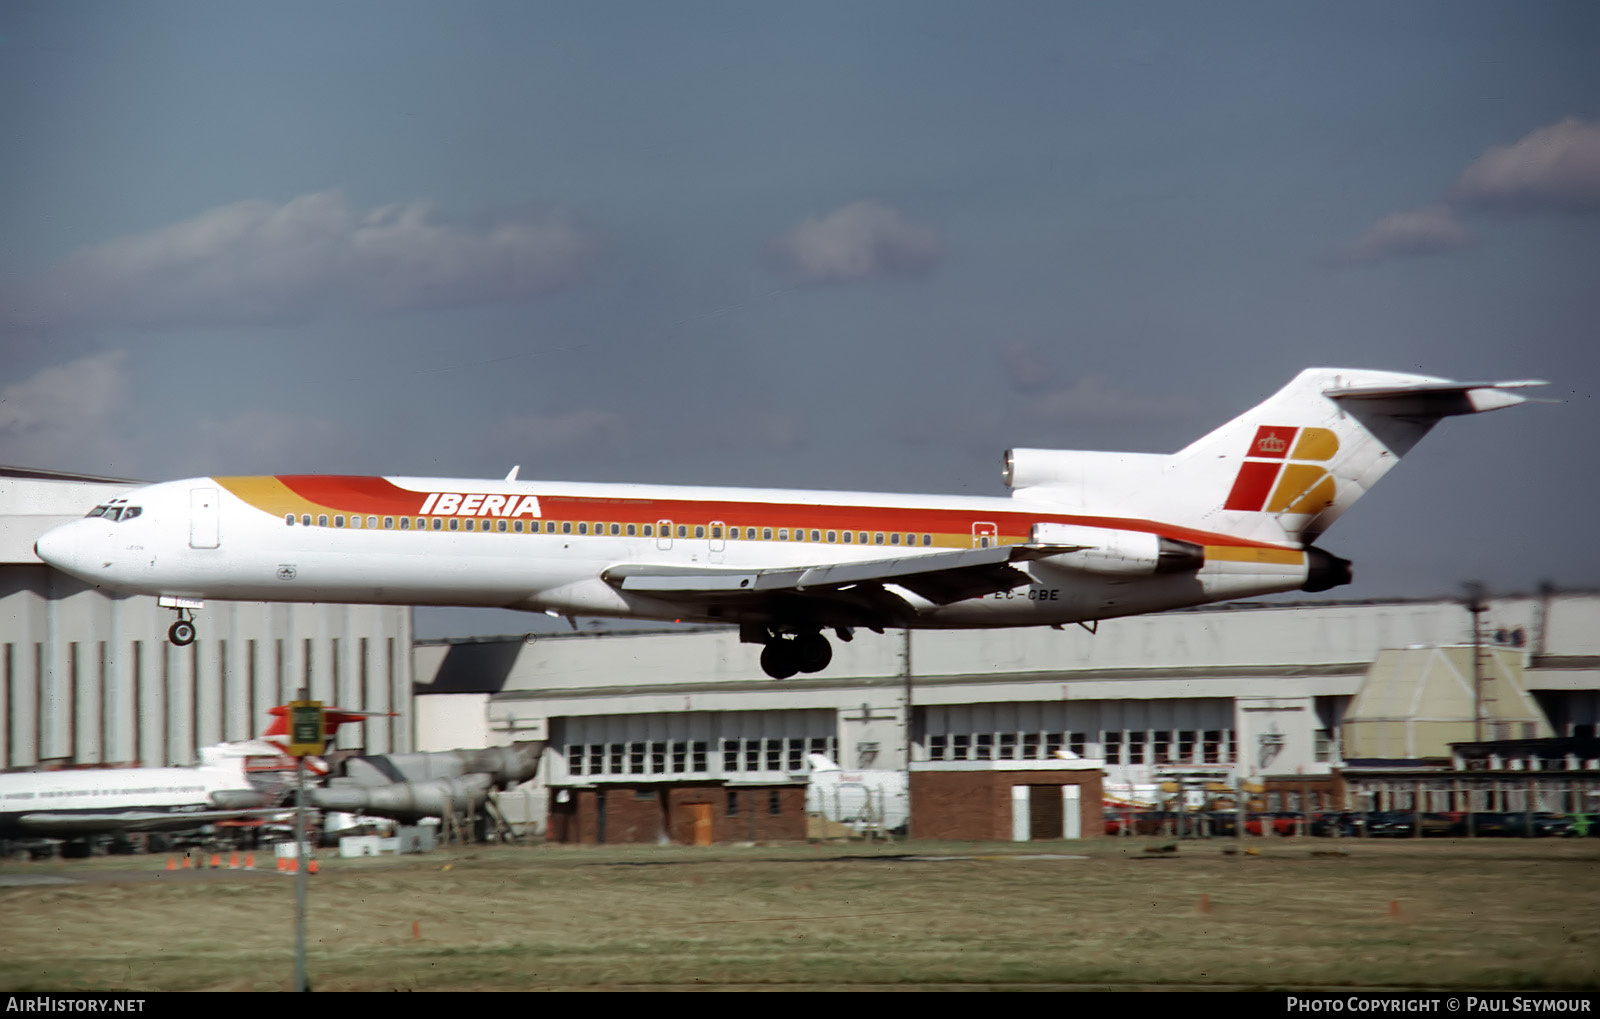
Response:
[1257,434,1288,454]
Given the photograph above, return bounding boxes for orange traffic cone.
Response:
[229,852,240,869]
[166,857,177,871]
[181,854,192,869]
[244,853,255,870]
[210,854,222,869]
[307,858,319,874]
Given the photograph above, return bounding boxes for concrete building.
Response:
[2,467,413,770]
[414,590,1600,841]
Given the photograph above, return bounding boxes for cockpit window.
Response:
[87,505,142,522]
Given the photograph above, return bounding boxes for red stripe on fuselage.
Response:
[254,476,1296,551]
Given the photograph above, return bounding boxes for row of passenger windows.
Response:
[287,512,935,546]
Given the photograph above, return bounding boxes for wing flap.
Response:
[604,544,1045,601]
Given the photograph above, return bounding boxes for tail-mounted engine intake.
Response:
[1030,522,1204,576]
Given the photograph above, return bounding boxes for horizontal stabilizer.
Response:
[1324,378,1548,415]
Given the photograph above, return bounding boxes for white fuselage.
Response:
[33,474,1313,630]
[0,746,271,839]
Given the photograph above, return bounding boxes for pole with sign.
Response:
[286,694,324,993]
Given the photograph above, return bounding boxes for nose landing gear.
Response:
[158,596,204,646]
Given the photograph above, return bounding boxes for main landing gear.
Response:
[753,626,851,679]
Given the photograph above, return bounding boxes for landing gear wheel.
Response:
[792,632,833,673]
[759,641,800,680]
[168,620,196,646]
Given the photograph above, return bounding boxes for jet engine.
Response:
[1029,522,1204,576]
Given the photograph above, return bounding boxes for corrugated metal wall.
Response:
[1,564,413,768]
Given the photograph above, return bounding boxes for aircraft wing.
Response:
[604,544,1070,611]
[13,808,292,836]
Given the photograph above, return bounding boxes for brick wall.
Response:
[910,770,1103,841]
[548,782,806,844]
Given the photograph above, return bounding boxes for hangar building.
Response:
[414,590,1600,841]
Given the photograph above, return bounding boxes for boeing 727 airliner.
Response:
[34,368,1544,678]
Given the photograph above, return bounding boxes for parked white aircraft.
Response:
[0,705,386,851]
[34,368,1543,678]
[805,754,909,834]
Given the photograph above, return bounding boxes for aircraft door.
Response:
[656,519,673,551]
[972,521,998,548]
[708,520,726,563]
[190,488,220,549]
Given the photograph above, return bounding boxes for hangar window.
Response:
[650,743,666,774]
[567,745,583,775]
[1102,732,1122,765]
[1126,731,1147,765]
[1202,731,1222,764]
[588,744,604,774]
[628,742,646,774]
[671,742,687,772]
[1069,732,1086,758]
[726,790,738,818]
[768,791,782,816]
[1177,731,1196,763]
[1152,730,1171,764]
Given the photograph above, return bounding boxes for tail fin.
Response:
[1170,368,1545,545]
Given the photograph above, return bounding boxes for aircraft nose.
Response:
[35,523,88,578]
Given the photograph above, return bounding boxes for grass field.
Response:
[2,838,1598,991]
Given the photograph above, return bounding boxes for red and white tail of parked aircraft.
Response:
[35,368,1545,679]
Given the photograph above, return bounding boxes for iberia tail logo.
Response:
[1223,426,1339,515]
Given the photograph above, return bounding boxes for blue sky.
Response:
[2,2,1596,635]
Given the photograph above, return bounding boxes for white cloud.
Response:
[13,191,603,329]
[500,409,628,453]
[1452,117,1600,213]
[1336,204,1474,266]
[997,341,1062,395]
[764,200,943,284]
[0,351,138,472]
[1335,117,1600,266]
